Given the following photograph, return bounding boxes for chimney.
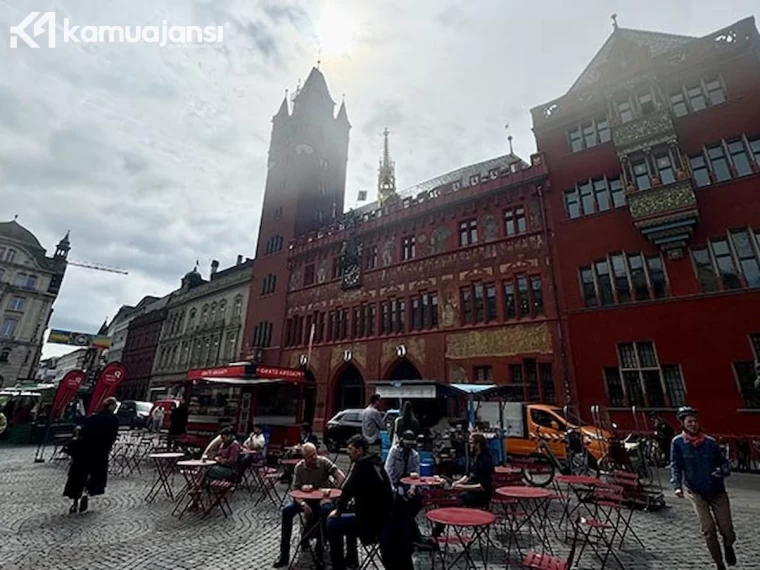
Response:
[210,259,219,276]
[236,254,243,265]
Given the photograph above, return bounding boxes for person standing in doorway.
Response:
[361,394,384,455]
[671,407,737,570]
[63,397,120,514]
[168,402,189,450]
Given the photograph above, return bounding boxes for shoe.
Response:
[272,557,288,568]
[725,545,737,566]
[69,502,78,514]
[79,496,89,513]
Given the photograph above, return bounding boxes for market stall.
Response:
[180,363,307,448]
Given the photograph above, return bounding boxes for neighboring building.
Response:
[119,295,171,401]
[0,219,68,387]
[48,348,88,384]
[105,303,147,364]
[35,356,59,383]
[531,17,760,433]
[150,257,253,396]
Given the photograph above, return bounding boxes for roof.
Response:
[0,219,43,249]
[568,26,696,94]
[356,152,526,214]
[297,66,334,105]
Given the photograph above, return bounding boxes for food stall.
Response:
[180,362,306,448]
[0,383,56,443]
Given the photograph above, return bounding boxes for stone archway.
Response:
[384,358,422,381]
[332,364,365,415]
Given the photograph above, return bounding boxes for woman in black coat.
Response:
[64,397,120,514]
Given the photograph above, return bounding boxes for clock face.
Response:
[342,264,361,289]
[295,144,314,155]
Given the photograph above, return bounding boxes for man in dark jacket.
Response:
[63,397,120,514]
[168,402,189,450]
[327,434,412,570]
[671,406,736,570]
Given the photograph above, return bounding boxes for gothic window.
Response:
[364,245,378,270]
[233,296,242,316]
[402,236,416,261]
[304,264,315,286]
[459,219,478,247]
[5,249,16,262]
[580,252,668,307]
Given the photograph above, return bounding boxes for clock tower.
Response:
[243,67,350,363]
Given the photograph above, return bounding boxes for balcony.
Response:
[627,178,699,258]
[612,109,676,156]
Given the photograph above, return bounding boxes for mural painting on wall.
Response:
[429,225,451,255]
[440,287,459,328]
[446,323,553,359]
[381,240,394,266]
[529,199,542,230]
[449,364,468,384]
[317,258,328,283]
[481,214,498,242]
[289,268,302,292]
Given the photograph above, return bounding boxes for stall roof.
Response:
[442,383,526,400]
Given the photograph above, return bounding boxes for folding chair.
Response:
[173,467,210,519]
[253,465,284,507]
[573,485,628,569]
[359,538,383,570]
[608,472,648,548]
[205,479,236,518]
[522,521,579,570]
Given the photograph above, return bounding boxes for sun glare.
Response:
[316,4,355,56]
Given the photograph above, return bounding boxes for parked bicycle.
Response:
[518,426,599,487]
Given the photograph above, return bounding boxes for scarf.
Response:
[682,429,706,448]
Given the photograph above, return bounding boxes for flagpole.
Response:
[306,323,316,367]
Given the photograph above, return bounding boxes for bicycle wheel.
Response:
[522,453,555,487]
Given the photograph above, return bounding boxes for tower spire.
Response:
[377,128,396,207]
[611,13,619,30]
[505,123,514,155]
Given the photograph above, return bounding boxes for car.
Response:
[115,400,153,429]
[324,408,399,452]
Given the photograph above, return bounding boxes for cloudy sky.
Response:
[0,0,756,359]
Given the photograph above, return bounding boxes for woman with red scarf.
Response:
[670,406,736,570]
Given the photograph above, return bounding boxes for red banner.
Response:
[50,370,86,421]
[87,362,127,415]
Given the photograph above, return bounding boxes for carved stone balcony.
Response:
[627,179,700,258]
[612,108,677,156]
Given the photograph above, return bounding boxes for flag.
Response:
[87,362,127,415]
[306,322,316,367]
[50,370,86,421]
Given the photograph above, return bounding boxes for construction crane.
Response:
[68,260,129,275]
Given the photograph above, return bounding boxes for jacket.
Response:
[384,445,419,488]
[670,433,729,497]
[336,453,393,542]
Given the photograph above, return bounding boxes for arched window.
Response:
[210,303,217,323]
[6,249,16,262]
[0,347,11,363]
[234,295,243,316]
[201,305,209,324]
[219,300,227,322]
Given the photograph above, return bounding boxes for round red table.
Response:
[426,508,496,569]
[289,488,342,501]
[400,476,445,487]
[281,458,301,466]
[554,474,603,486]
[177,459,216,468]
[496,486,554,560]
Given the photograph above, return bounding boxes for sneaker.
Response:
[79,496,89,513]
[272,557,288,568]
[725,545,737,566]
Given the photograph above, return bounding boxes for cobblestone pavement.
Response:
[1,444,758,569]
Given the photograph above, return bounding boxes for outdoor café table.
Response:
[172,459,216,517]
[554,474,609,531]
[145,452,184,502]
[426,507,496,569]
[495,486,554,558]
[287,489,343,569]
[400,476,445,487]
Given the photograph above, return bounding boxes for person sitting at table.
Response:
[205,428,241,481]
[328,435,413,570]
[202,428,226,460]
[244,424,267,453]
[273,442,345,568]
[433,432,495,537]
[385,430,426,545]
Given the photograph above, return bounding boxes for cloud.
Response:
[0,0,756,362]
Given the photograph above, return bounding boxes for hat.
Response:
[401,430,416,443]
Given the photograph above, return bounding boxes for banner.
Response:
[48,328,112,350]
[49,370,86,421]
[87,362,127,415]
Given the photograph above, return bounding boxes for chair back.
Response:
[421,488,462,511]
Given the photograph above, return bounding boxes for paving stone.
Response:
[0,445,758,569]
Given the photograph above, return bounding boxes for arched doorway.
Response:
[333,364,365,415]
[302,370,317,426]
[385,358,422,381]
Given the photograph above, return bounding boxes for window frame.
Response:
[402,235,416,261]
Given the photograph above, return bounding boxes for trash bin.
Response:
[419,461,433,477]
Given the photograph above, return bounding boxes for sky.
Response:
[0,0,756,360]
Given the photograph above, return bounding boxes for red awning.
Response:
[194,377,304,386]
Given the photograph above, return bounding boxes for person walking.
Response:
[361,394,384,456]
[671,406,737,570]
[392,402,421,444]
[63,397,120,514]
[168,402,189,449]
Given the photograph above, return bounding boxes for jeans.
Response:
[280,500,334,560]
[686,490,736,565]
[327,514,359,570]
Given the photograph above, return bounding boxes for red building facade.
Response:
[532,17,760,434]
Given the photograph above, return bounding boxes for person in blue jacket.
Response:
[670,406,736,570]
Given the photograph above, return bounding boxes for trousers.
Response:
[686,490,736,565]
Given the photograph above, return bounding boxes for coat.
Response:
[336,453,393,543]
[64,410,119,499]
